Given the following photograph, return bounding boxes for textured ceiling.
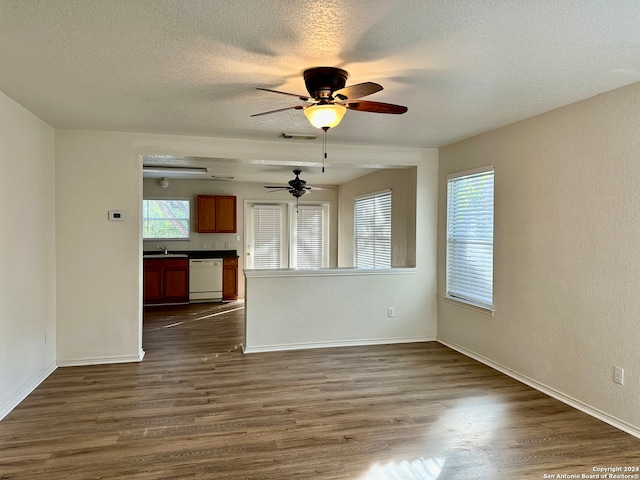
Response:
[1,0,640,150]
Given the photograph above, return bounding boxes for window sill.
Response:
[245,267,416,278]
[443,295,495,316]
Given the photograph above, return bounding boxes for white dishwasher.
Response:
[189,258,223,302]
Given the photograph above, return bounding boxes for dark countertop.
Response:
[143,249,238,259]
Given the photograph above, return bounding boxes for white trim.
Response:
[446,164,494,181]
[244,267,416,278]
[446,167,494,308]
[0,361,57,421]
[437,338,640,440]
[443,295,495,316]
[243,336,435,354]
[57,351,145,367]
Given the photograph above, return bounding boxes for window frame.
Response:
[245,200,330,269]
[289,203,330,269]
[445,166,495,314]
[354,189,392,269]
[142,198,191,241]
[248,203,288,269]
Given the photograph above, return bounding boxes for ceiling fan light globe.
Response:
[304,104,347,129]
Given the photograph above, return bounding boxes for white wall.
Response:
[56,131,144,365]
[54,131,438,366]
[0,92,56,419]
[438,81,640,435]
[244,269,427,352]
[245,150,438,352]
[143,177,340,297]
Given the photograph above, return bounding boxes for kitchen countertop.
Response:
[143,249,238,259]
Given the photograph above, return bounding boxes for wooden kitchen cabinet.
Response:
[143,261,163,303]
[162,260,189,302]
[144,257,189,305]
[223,257,238,300]
[197,195,237,233]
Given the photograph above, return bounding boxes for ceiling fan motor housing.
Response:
[289,169,308,196]
[303,67,348,100]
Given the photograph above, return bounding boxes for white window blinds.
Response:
[354,190,392,268]
[295,205,325,268]
[248,202,329,269]
[252,204,284,269]
[446,167,494,308]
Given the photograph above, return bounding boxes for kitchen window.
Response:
[142,199,190,240]
[446,166,494,311]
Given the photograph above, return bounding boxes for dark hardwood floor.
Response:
[1,301,639,479]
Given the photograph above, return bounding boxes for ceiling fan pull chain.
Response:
[322,127,329,173]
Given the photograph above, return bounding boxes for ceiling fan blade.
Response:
[346,100,408,114]
[264,185,289,189]
[251,105,304,117]
[333,82,382,101]
[256,87,311,102]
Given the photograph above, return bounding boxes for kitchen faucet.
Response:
[158,245,168,254]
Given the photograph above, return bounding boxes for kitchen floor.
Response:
[143,300,245,358]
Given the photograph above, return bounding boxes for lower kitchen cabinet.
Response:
[144,257,189,305]
[223,257,238,300]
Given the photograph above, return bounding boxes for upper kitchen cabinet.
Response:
[197,195,237,233]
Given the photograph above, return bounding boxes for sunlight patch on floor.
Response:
[193,306,244,322]
[362,457,445,479]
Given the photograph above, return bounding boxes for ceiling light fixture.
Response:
[303,104,347,129]
[303,104,347,174]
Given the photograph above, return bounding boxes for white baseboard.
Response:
[437,337,640,440]
[57,350,145,367]
[0,361,57,421]
[243,336,436,354]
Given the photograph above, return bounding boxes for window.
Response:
[293,205,329,268]
[354,190,392,268]
[246,202,329,269]
[251,204,287,269]
[142,199,190,240]
[446,166,494,309]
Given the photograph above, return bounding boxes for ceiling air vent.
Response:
[281,132,318,140]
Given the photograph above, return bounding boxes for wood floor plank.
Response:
[1,300,640,479]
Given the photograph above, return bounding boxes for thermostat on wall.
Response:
[108,210,125,221]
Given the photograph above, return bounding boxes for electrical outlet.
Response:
[387,307,395,318]
[224,242,230,248]
[614,366,624,385]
